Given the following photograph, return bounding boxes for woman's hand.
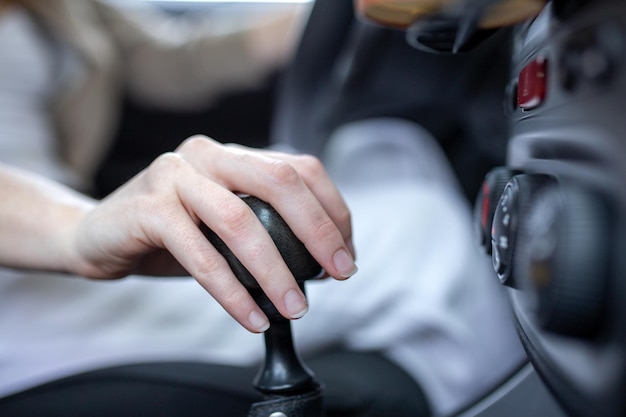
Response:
[70,136,356,332]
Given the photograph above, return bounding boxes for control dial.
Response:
[474,167,516,254]
[516,183,610,338]
[491,174,551,286]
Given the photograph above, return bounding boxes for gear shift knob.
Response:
[201,195,323,394]
[203,195,323,289]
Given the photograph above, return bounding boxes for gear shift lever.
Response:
[201,195,324,415]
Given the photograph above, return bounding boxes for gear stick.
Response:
[201,195,324,414]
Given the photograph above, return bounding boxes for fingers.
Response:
[176,137,357,281]
[131,153,274,332]
[175,173,310,322]
[116,135,356,330]
[258,150,356,258]
[74,135,354,332]
[156,202,272,333]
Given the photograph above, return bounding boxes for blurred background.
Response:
[94,0,314,197]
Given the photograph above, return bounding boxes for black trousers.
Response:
[0,350,431,417]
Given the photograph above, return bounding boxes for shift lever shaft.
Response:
[201,195,322,395]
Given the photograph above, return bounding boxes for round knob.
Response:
[474,167,515,254]
[201,195,323,290]
[516,183,610,338]
[491,174,552,286]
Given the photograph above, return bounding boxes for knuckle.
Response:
[200,265,248,302]
[294,154,325,179]
[335,206,352,230]
[138,152,187,194]
[219,285,252,314]
[310,217,340,242]
[193,250,226,280]
[213,287,254,322]
[134,154,205,231]
[216,199,255,237]
[176,135,212,152]
[147,152,186,177]
[265,159,301,189]
[194,258,249,308]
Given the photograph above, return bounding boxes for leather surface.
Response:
[248,386,324,417]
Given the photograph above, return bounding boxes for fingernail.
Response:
[284,289,308,319]
[248,310,270,332]
[333,249,358,278]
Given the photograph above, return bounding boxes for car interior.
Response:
[93,0,625,416]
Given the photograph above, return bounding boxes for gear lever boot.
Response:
[201,195,324,416]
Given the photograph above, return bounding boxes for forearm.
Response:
[0,164,95,273]
[0,137,356,332]
[95,0,307,108]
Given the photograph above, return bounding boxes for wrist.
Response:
[61,202,98,277]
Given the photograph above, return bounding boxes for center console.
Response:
[474,1,626,415]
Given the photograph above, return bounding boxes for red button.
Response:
[518,56,547,110]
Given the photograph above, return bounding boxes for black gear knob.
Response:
[201,195,323,291]
[201,195,322,394]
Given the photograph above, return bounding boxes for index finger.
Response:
[255,149,355,258]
